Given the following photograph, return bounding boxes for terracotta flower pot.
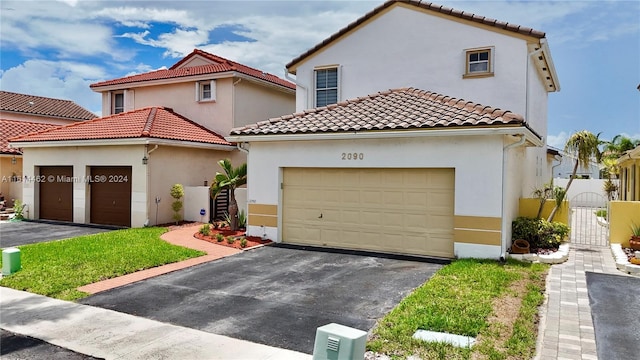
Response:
[511,239,530,254]
[630,236,640,251]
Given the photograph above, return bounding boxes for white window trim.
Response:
[313,65,341,108]
[112,91,125,114]
[196,80,216,102]
[463,46,495,78]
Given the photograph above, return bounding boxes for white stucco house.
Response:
[227,0,560,259]
[10,50,295,227]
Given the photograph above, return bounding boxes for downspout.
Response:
[551,155,563,186]
[144,144,158,226]
[284,68,307,109]
[236,142,249,154]
[501,134,526,261]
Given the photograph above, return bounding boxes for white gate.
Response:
[569,192,609,246]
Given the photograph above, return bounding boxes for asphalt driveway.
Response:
[586,272,640,360]
[80,246,444,354]
[0,221,113,248]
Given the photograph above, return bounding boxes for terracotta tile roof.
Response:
[287,0,545,71]
[0,91,97,121]
[0,119,60,154]
[10,107,232,146]
[231,88,528,136]
[91,49,295,90]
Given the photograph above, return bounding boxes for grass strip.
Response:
[0,227,204,301]
[367,259,548,359]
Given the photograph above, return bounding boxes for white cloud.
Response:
[547,131,569,149]
[0,60,104,114]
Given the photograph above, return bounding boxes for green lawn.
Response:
[0,227,205,301]
[367,259,548,360]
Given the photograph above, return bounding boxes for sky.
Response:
[1,0,638,148]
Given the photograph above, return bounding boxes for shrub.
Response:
[215,233,224,242]
[199,224,211,236]
[226,236,235,244]
[13,199,25,220]
[170,184,184,224]
[512,217,569,249]
[239,237,247,248]
[238,209,247,229]
[595,209,607,218]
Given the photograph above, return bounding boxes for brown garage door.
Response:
[39,166,73,222]
[90,166,132,227]
[282,168,455,258]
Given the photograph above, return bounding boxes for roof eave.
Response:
[89,71,237,92]
[10,137,235,151]
[227,125,543,146]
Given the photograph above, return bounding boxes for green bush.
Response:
[238,209,247,229]
[215,233,224,242]
[199,224,211,236]
[512,217,569,249]
[226,236,235,244]
[595,209,607,218]
[239,237,247,248]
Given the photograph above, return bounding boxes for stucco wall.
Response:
[609,201,640,247]
[104,79,235,136]
[20,145,148,226]
[292,5,539,122]
[147,146,240,225]
[0,156,23,203]
[233,80,294,128]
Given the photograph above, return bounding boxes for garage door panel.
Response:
[90,167,131,227]
[283,168,454,258]
[39,166,73,222]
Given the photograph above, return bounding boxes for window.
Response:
[196,80,216,102]
[315,67,338,107]
[113,92,124,114]
[464,48,494,78]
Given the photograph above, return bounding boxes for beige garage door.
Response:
[282,168,455,258]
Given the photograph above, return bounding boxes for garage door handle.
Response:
[318,213,323,219]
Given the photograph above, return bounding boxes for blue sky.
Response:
[1,0,638,147]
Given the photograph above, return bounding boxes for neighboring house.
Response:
[549,146,601,179]
[227,0,560,259]
[1,91,97,203]
[618,145,640,201]
[10,50,295,227]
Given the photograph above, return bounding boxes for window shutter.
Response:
[209,80,216,101]
[195,82,200,101]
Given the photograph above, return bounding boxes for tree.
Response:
[210,159,247,231]
[170,184,184,225]
[602,135,640,159]
[547,130,602,222]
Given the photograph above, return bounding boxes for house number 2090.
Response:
[341,152,364,160]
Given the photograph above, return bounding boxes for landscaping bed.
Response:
[194,225,272,250]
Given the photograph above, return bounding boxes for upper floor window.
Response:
[113,92,124,114]
[464,47,494,78]
[196,80,216,102]
[315,67,338,107]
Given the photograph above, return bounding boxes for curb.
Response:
[610,243,640,276]
[508,243,570,264]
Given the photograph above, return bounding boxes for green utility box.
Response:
[312,323,367,360]
[2,247,21,276]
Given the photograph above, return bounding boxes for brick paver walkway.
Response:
[535,243,623,360]
[77,225,240,294]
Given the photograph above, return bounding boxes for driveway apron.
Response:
[80,246,443,354]
[0,221,112,248]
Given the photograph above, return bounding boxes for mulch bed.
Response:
[194,226,272,250]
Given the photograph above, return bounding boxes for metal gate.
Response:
[569,192,609,246]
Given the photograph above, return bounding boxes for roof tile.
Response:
[0,119,60,154]
[10,107,231,146]
[0,91,97,121]
[230,88,529,136]
[91,49,295,90]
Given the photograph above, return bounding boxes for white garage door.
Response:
[282,168,454,258]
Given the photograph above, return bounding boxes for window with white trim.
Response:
[196,80,216,102]
[112,92,124,114]
[315,67,338,107]
[464,47,494,78]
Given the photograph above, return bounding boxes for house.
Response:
[548,146,601,179]
[9,50,295,227]
[610,145,640,247]
[1,91,97,204]
[227,0,559,259]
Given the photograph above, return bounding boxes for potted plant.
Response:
[630,223,640,250]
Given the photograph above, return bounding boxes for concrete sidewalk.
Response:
[0,287,311,360]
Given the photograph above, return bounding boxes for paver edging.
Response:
[508,243,570,264]
[610,243,640,276]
